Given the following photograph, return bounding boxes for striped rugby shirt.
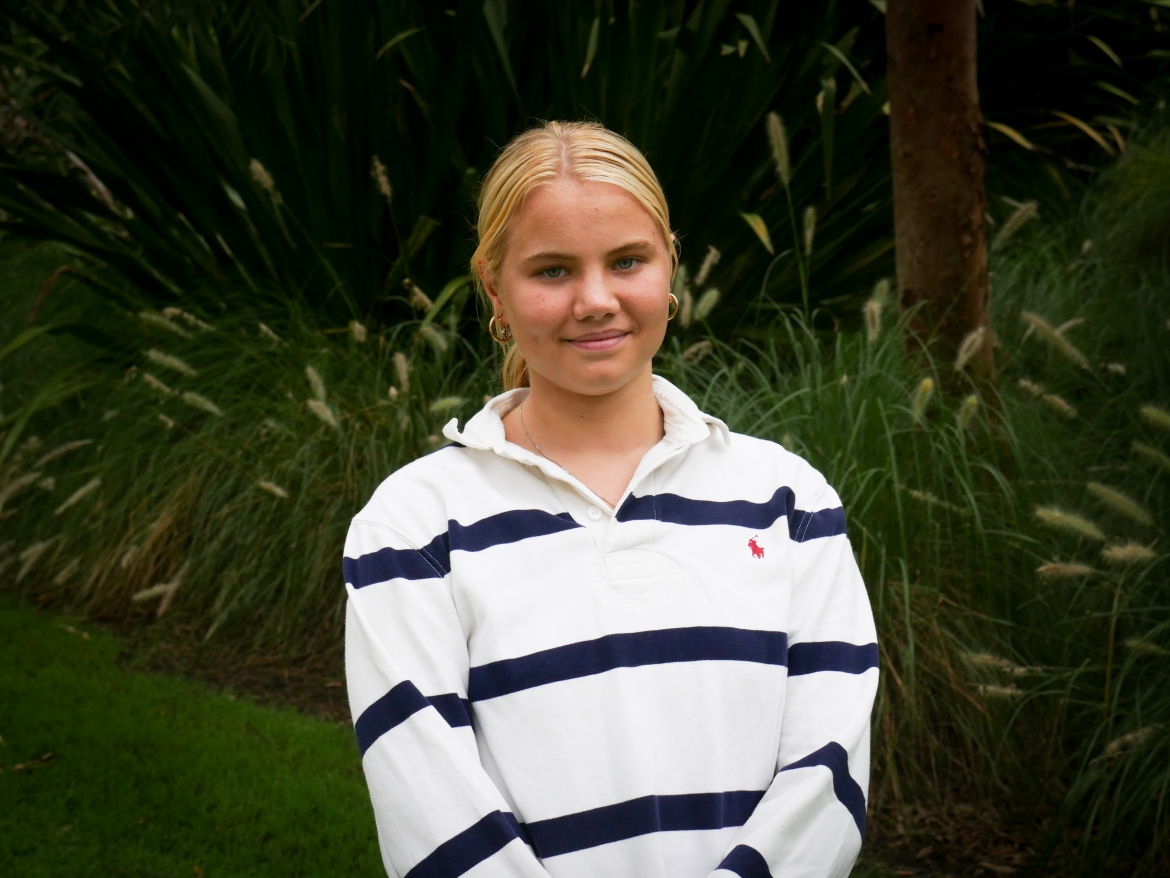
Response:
[343,375,878,878]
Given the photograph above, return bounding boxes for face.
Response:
[481,176,673,398]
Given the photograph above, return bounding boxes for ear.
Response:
[478,261,507,320]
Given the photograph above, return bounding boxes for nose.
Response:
[571,263,620,321]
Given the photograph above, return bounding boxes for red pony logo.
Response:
[748,536,765,559]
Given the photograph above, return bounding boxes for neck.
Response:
[520,366,662,457]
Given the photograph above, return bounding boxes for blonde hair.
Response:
[471,120,676,390]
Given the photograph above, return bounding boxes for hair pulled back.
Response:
[471,120,676,390]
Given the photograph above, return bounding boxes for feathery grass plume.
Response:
[141,373,175,396]
[139,310,192,338]
[863,299,882,343]
[120,545,138,569]
[1101,542,1157,566]
[162,307,213,332]
[802,206,817,257]
[953,326,987,372]
[910,377,935,423]
[144,349,197,377]
[387,385,399,400]
[52,556,80,586]
[102,409,119,422]
[1020,311,1090,370]
[393,352,410,393]
[680,288,694,328]
[0,471,43,513]
[350,321,367,343]
[418,324,449,354]
[957,394,979,428]
[306,399,339,429]
[132,582,172,602]
[33,439,92,469]
[156,561,185,617]
[1034,506,1107,541]
[694,246,722,286]
[694,289,721,322]
[991,200,1039,252]
[405,279,433,311]
[977,684,1024,699]
[16,538,55,583]
[305,366,326,402]
[871,277,891,308]
[37,476,55,491]
[682,340,713,363]
[21,435,43,451]
[371,155,392,204]
[1106,362,1127,375]
[1140,404,1170,432]
[258,322,284,344]
[429,396,465,414]
[1037,561,1094,579]
[963,652,1015,671]
[765,112,791,186]
[1102,725,1163,759]
[904,487,967,515]
[1017,378,1045,397]
[181,392,223,417]
[249,157,275,191]
[158,413,174,429]
[256,480,289,500]
[1042,393,1078,419]
[1133,441,1170,473]
[55,477,101,515]
[1125,638,1170,657]
[1087,482,1153,526]
[427,434,441,445]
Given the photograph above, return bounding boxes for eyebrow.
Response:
[519,240,656,266]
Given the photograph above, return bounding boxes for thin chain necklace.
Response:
[519,401,575,478]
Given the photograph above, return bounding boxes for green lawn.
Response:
[0,595,383,878]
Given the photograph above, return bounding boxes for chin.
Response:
[548,359,649,397]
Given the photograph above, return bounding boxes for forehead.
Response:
[506,177,663,255]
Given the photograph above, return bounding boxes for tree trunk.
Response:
[886,0,993,382]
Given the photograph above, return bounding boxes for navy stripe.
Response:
[717,844,773,878]
[344,535,448,587]
[469,627,788,702]
[344,509,580,589]
[354,680,430,757]
[449,509,579,553]
[427,692,473,728]
[405,810,524,878]
[615,486,846,542]
[526,791,765,859]
[778,742,867,838]
[788,506,846,541]
[355,686,472,756]
[788,641,879,677]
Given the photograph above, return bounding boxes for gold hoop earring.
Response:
[488,315,513,343]
[667,292,680,321]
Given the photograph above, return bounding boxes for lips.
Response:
[567,328,629,351]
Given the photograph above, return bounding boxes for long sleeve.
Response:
[710,468,879,878]
[344,518,553,878]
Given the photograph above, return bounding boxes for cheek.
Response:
[507,284,567,335]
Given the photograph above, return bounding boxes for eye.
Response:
[614,256,639,270]
[541,266,568,279]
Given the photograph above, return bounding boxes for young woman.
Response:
[343,121,878,878]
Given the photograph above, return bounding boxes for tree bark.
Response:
[886,0,993,382]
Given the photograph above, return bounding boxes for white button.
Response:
[587,507,603,521]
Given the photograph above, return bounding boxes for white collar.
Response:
[442,374,730,453]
